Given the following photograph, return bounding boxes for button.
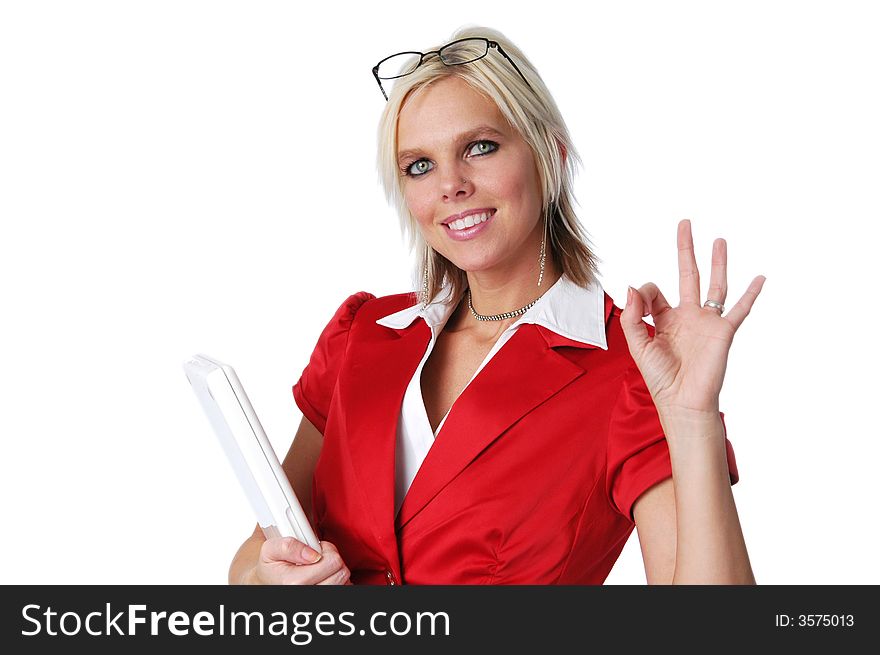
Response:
[385,570,396,586]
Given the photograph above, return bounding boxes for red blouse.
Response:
[293,290,738,585]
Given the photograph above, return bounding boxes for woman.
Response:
[229,26,764,585]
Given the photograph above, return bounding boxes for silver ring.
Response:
[703,299,724,313]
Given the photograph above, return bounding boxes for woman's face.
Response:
[396,76,544,277]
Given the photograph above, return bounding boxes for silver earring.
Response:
[422,247,430,308]
[537,214,547,287]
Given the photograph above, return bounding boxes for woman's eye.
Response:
[406,159,433,176]
[468,140,498,156]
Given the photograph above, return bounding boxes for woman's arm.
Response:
[633,412,755,585]
[632,478,677,585]
[279,415,324,528]
[228,524,266,585]
[621,220,764,585]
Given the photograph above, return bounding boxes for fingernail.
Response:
[626,286,634,307]
[303,546,322,563]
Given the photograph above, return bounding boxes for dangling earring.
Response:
[537,212,547,288]
[421,245,430,309]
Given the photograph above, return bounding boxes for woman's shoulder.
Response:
[330,289,421,329]
[361,289,420,311]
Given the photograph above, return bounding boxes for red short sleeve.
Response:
[605,363,739,523]
[292,291,375,435]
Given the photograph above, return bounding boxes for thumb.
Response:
[620,286,650,358]
[263,537,323,565]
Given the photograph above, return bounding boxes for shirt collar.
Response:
[374,272,608,350]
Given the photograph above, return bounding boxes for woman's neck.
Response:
[446,262,563,342]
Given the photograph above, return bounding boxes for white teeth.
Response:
[449,211,492,231]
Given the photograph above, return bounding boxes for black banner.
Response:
[2,586,872,652]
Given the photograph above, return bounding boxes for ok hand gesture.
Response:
[620,219,766,421]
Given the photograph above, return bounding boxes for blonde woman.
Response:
[230,26,764,586]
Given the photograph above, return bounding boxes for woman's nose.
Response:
[439,166,473,200]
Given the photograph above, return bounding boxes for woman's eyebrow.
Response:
[397,125,506,164]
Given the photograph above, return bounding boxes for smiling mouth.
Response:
[444,209,496,231]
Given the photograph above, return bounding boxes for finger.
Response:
[706,238,728,306]
[635,282,672,318]
[722,275,766,331]
[262,537,324,565]
[620,285,651,358]
[316,566,352,585]
[678,219,701,306]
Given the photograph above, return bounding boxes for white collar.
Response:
[375,272,608,350]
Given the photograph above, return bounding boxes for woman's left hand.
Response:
[620,219,766,420]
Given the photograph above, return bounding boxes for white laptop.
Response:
[183,353,320,551]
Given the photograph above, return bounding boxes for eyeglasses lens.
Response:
[376,53,421,81]
[439,39,488,65]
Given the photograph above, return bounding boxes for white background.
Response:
[1,0,877,585]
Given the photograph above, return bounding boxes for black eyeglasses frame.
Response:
[372,37,534,101]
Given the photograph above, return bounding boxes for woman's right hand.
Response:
[248,538,351,585]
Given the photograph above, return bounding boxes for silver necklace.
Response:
[466,287,547,321]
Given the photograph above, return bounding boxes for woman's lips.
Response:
[444,209,496,241]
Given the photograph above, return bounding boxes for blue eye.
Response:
[405,159,434,177]
[468,140,498,156]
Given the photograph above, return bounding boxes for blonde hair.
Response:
[376,25,602,306]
